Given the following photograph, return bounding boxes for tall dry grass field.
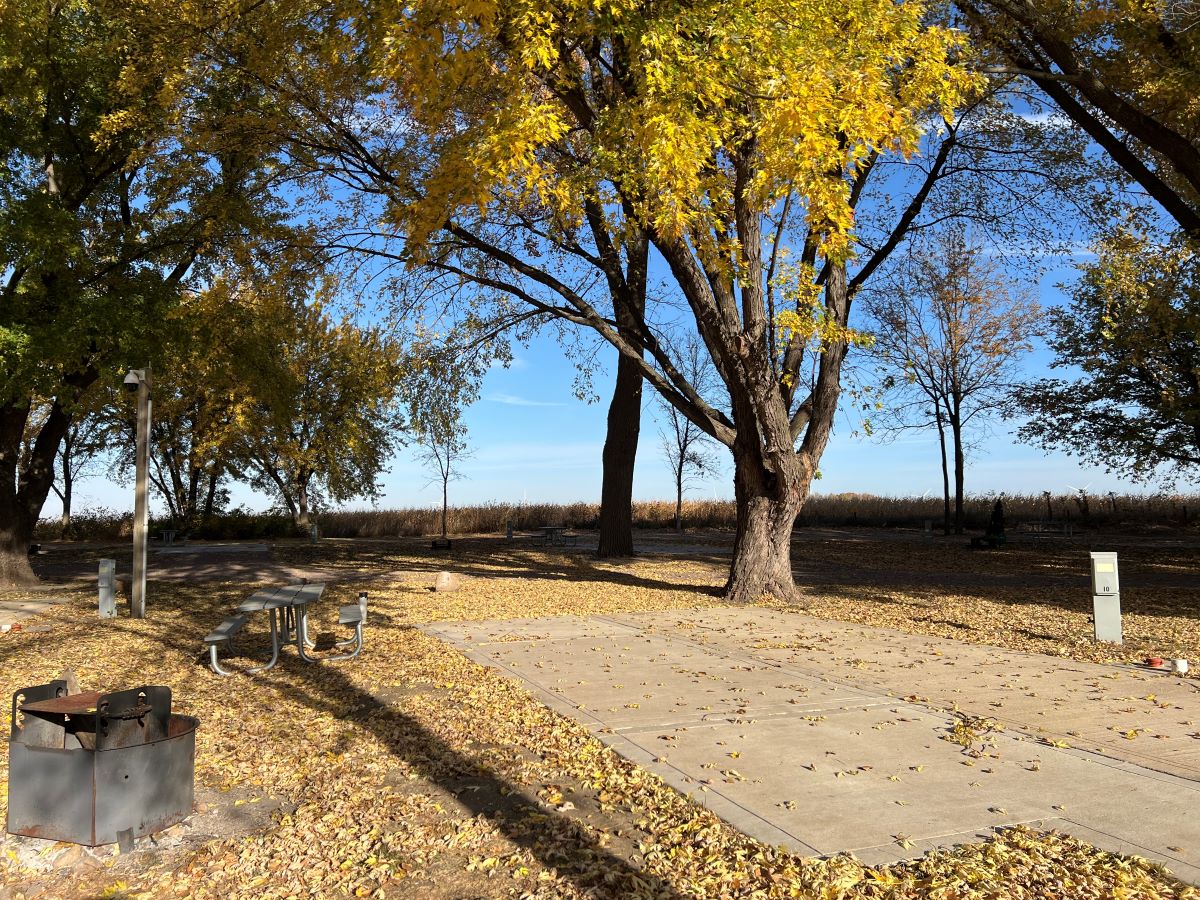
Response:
[316,491,1200,537]
[45,492,1200,541]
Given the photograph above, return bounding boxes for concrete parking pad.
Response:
[0,596,66,629]
[425,609,1200,882]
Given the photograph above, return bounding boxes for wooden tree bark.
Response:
[725,430,807,604]
[597,350,642,557]
[295,476,311,528]
[936,408,952,535]
[596,228,649,559]
[951,411,966,535]
[0,393,81,586]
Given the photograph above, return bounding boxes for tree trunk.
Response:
[57,428,74,537]
[936,408,951,535]
[597,349,643,557]
[203,470,220,518]
[674,467,684,533]
[725,435,805,605]
[59,477,72,539]
[951,409,965,535]
[442,477,449,539]
[0,389,84,586]
[597,233,649,559]
[295,477,310,528]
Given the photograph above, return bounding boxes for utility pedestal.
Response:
[1090,551,1122,644]
[98,559,116,619]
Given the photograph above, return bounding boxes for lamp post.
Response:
[125,367,152,618]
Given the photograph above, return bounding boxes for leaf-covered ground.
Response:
[1,536,1196,898]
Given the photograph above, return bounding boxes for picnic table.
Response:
[205,582,366,675]
[236,583,324,670]
[539,526,567,546]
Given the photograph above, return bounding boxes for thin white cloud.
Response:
[488,392,564,408]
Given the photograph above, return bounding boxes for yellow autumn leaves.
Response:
[375,0,980,263]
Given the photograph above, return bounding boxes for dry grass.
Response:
[45,492,1200,542]
[309,491,1200,538]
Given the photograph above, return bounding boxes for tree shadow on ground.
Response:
[254,655,685,898]
[6,587,688,899]
[277,540,730,598]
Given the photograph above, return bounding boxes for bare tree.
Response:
[403,359,475,542]
[657,334,721,532]
[22,401,111,537]
[866,227,1042,534]
[415,416,470,542]
[51,409,111,537]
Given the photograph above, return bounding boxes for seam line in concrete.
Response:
[604,612,1200,785]
[1058,815,1191,866]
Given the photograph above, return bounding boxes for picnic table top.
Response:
[240,583,326,611]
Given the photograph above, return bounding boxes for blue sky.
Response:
[45,96,1193,521]
[57,248,1185,522]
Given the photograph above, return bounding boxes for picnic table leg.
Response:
[209,643,234,677]
[247,608,281,673]
[295,606,319,663]
[325,622,364,661]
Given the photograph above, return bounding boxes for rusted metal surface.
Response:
[6,682,198,846]
[18,690,102,716]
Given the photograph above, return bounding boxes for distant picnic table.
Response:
[539,526,575,547]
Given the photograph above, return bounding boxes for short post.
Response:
[98,559,116,619]
[1089,551,1122,644]
[358,591,368,624]
[310,523,319,543]
[505,519,513,540]
[923,519,932,537]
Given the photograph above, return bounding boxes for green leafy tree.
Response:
[1014,229,1200,481]
[105,283,253,529]
[0,0,289,583]
[232,281,407,528]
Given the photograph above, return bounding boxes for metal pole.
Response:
[131,366,152,618]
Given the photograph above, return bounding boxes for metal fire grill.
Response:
[6,681,199,846]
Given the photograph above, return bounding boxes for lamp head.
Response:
[123,370,144,393]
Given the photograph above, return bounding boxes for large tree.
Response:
[0,0,288,584]
[105,283,252,529]
[187,0,1108,600]
[232,280,407,528]
[1014,228,1200,480]
[348,0,975,602]
[960,0,1200,237]
[204,0,1114,570]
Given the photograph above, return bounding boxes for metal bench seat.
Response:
[327,595,368,661]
